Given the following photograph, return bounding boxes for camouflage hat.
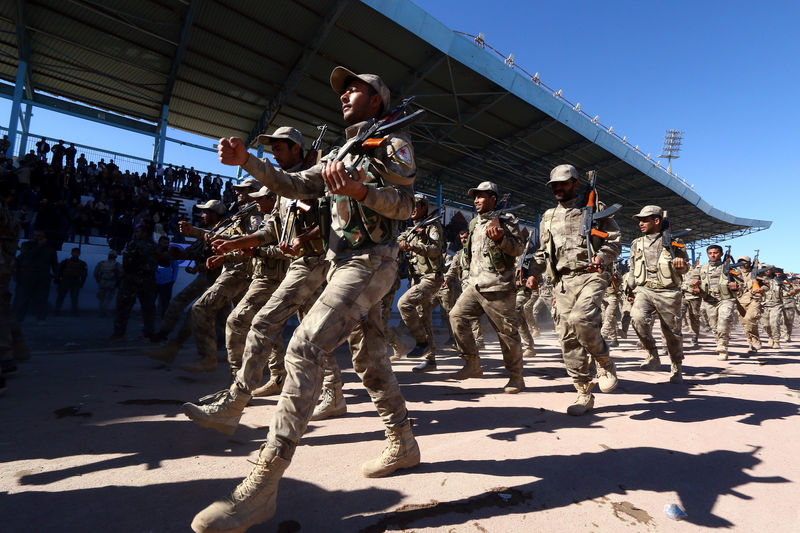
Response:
[232,177,260,190]
[414,193,429,204]
[249,186,276,199]
[257,126,306,151]
[468,181,499,197]
[737,255,752,263]
[632,205,663,219]
[330,66,390,115]
[196,199,226,216]
[547,164,579,185]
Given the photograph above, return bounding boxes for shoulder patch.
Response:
[390,142,414,168]
[429,226,440,241]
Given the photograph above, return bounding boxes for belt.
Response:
[644,281,665,289]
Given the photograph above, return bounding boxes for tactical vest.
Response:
[321,148,399,250]
[464,215,517,273]
[630,236,681,289]
[405,220,444,277]
[699,263,732,300]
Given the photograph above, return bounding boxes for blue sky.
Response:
[3,0,798,268]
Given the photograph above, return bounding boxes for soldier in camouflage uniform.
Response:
[730,255,764,354]
[189,69,420,533]
[181,184,259,372]
[442,229,484,347]
[694,245,738,359]
[384,268,409,360]
[781,276,797,341]
[760,265,784,349]
[1,201,28,388]
[397,194,444,372]
[449,181,526,394]
[600,263,623,347]
[515,231,539,358]
[531,165,621,416]
[680,263,701,347]
[626,205,690,383]
[93,251,122,315]
[110,224,157,340]
[435,249,458,346]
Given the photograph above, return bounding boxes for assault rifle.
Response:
[516,227,539,272]
[723,260,748,285]
[660,210,691,259]
[203,201,259,240]
[578,170,621,262]
[336,97,425,177]
[750,249,762,290]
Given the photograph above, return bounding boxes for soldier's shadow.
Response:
[359,446,787,530]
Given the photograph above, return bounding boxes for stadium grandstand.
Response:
[0,0,771,251]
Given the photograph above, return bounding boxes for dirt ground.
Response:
[2,310,799,533]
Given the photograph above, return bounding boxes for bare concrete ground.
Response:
[2,313,799,533]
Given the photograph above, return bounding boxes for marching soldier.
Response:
[397,193,445,372]
[680,262,702,348]
[94,251,122,316]
[694,245,737,359]
[626,206,690,383]
[731,255,764,354]
[449,181,526,393]
[530,164,621,416]
[760,265,784,349]
[110,224,157,340]
[442,229,484,347]
[190,68,420,533]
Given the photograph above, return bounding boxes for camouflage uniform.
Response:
[397,214,444,366]
[781,281,797,341]
[627,226,689,376]
[696,261,737,355]
[761,276,784,347]
[600,272,622,344]
[450,203,526,386]
[435,252,457,342]
[531,182,621,411]
[515,258,540,356]
[443,248,484,345]
[733,265,763,351]
[94,258,122,314]
[237,115,417,459]
[113,237,157,338]
[680,267,701,344]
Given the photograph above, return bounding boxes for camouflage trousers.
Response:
[264,253,408,460]
[226,277,283,373]
[736,297,762,349]
[96,286,117,314]
[113,276,156,337]
[552,273,612,385]
[459,281,485,346]
[191,270,249,360]
[382,276,403,353]
[762,304,784,343]
[436,281,456,338]
[601,293,621,341]
[236,256,328,393]
[158,272,210,336]
[681,295,701,338]
[783,305,795,340]
[631,287,683,364]
[450,285,522,376]
[398,272,442,358]
[620,295,633,337]
[527,290,543,335]
[515,288,535,349]
[701,297,737,347]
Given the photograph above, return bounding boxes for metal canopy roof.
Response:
[0,0,770,244]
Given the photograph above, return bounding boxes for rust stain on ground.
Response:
[612,501,652,525]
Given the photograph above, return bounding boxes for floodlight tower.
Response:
[659,129,684,173]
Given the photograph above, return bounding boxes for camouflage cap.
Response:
[468,181,499,197]
[196,199,226,216]
[257,126,306,151]
[232,177,260,190]
[547,164,579,185]
[632,205,663,219]
[414,193,429,204]
[737,255,752,263]
[330,66,390,115]
[249,186,276,199]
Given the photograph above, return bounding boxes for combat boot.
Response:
[531,327,541,338]
[503,373,525,394]
[716,341,728,360]
[596,360,618,393]
[639,352,661,371]
[191,443,290,533]
[406,342,430,358]
[146,340,180,364]
[567,382,595,416]
[252,374,284,397]
[669,362,683,384]
[388,338,409,362]
[523,346,536,358]
[451,355,482,380]
[412,359,437,373]
[691,335,699,347]
[361,420,420,478]
[181,354,217,373]
[182,384,250,435]
[310,382,346,421]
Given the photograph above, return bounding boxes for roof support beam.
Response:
[15,0,34,100]
[245,0,349,147]
[155,0,199,165]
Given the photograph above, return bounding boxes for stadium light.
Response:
[659,129,684,173]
